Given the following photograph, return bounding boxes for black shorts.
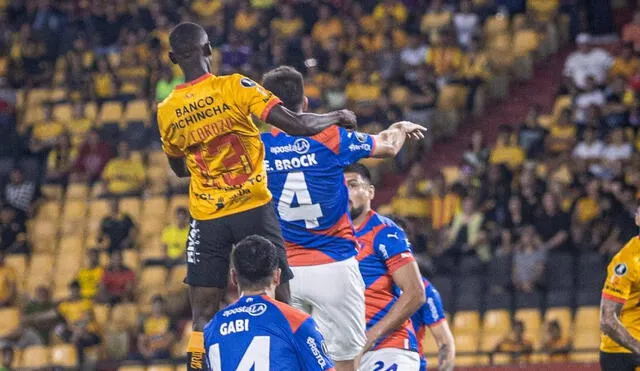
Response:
[184,202,293,288]
[600,351,639,371]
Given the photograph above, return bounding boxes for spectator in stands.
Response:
[91,57,118,104]
[0,252,16,307]
[489,126,525,170]
[420,0,451,39]
[390,163,430,220]
[541,320,572,362]
[28,104,65,175]
[546,107,577,154]
[463,130,490,172]
[492,320,533,364]
[512,226,546,293]
[23,286,55,343]
[563,33,613,89]
[601,128,633,163]
[0,345,12,371]
[574,76,605,126]
[573,178,601,227]
[609,43,638,79]
[0,206,27,255]
[428,172,461,234]
[400,33,429,82]
[136,295,176,361]
[501,196,530,241]
[458,36,491,112]
[572,127,604,162]
[271,4,304,40]
[155,68,183,102]
[100,141,146,198]
[70,129,113,185]
[518,105,547,159]
[425,29,463,83]
[76,248,104,300]
[99,250,136,304]
[161,207,189,267]
[0,324,43,350]
[454,0,480,49]
[97,199,136,254]
[534,193,571,254]
[45,132,74,187]
[623,11,640,51]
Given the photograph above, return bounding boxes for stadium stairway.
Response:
[376,48,571,204]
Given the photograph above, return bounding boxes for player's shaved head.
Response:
[262,66,305,113]
[168,22,212,72]
[232,235,280,291]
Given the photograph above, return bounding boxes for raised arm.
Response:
[600,297,640,354]
[370,121,427,158]
[265,104,357,136]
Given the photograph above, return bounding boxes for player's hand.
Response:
[336,109,357,130]
[392,121,427,140]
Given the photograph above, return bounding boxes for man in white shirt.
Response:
[564,34,613,89]
[454,0,479,48]
[602,128,633,162]
[572,127,604,161]
[401,34,429,82]
[575,76,606,123]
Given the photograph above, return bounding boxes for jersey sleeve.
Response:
[231,74,282,121]
[156,110,183,158]
[602,249,638,303]
[337,128,376,165]
[423,284,447,327]
[373,226,415,274]
[292,317,335,371]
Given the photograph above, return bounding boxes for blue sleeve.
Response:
[293,317,335,371]
[373,225,412,260]
[422,284,447,327]
[337,128,375,165]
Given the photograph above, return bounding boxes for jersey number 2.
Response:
[196,134,252,187]
[277,171,323,229]
[209,336,270,371]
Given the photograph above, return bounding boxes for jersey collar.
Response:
[355,210,376,233]
[175,73,213,89]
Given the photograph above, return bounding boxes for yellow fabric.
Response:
[601,237,640,353]
[528,0,559,22]
[391,197,429,218]
[0,266,16,303]
[489,145,525,170]
[32,121,65,143]
[373,3,408,23]
[359,14,377,33]
[143,315,170,336]
[549,124,576,152]
[0,57,7,77]
[191,0,223,21]
[271,17,304,38]
[574,197,600,224]
[429,193,461,230]
[47,146,76,172]
[58,298,93,325]
[66,118,93,146]
[118,66,148,95]
[77,267,104,299]
[610,57,640,79]
[188,331,205,353]
[157,73,280,220]
[161,225,189,260]
[251,0,274,9]
[234,10,259,32]
[93,73,116,98]
[102,158,146,194]
[345,83,381,103]
[460,53,491,80]
[421,11,452,34]
[312,18,343,48]
[425,47,463,76]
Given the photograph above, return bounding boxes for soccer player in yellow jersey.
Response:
[158,22,356,371]
[600,205,640,370]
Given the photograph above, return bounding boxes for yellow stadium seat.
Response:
[5,255,27,283]
[491,353,512,365]
[140,218,167,240]
[480,332,504,353]
[141,197,168,221]
[0,307,20,337]
[26,254,55,293]
[29,220,59,252]
[124,100,150,122]
[441,166,460,185]
[169,195,189,213]
[123,249,140,272]
[87,199,110,234]
[110,303,139,332]
[140,236,165,261]
[573,327,600,350]
[438,85,468,111]
[19,345,50,369]
[36,200,61,221]
[41,185,63,200]
[515,308,542,333]
[453,311,481,335]
[455,333,480,353]
[482,310,511,334]
[175,365,187,371]
[484,15,509,36]
[27,88,51,106]
[24,104,45,125]
[62,200,88,224]
[50,344,78,367]
[148,168,169,195]
[94,304,111,329]
[120,197,142,220]
[85,102,98,119]
[66,183,89,200]
[148,365,175,371]
[168,265,187,293]
[149,151,168,167]
[575,306,599,330]
[457,354,489,367]
[422,331,438,355]
[513,29,540,57]
[53,246,83,294]
[51,88,67,102]
[544,307,572,333]
[98,101,123,125]
[118,365,146,371]
[139,266,168,291]
[570,351,599,363]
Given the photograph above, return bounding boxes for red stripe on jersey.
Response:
[176,73,213,89]
[417,326,425,355]
[386,253,416,275]
[376,325,414,350]
[262,295,309,333]
[311,125,340,154]
[309,213,358,244]
[286,242,336,266]
[364,276,395,321]
[260,98,283,121]
[602,292,626,304]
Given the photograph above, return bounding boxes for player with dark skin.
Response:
[165,22,357,371]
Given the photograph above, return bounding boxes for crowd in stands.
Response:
[0,0,630,368]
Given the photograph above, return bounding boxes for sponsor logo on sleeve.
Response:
[355,132,367,143]
[306,337,327,368]
[615,263,628,276]
[240,78,257,88]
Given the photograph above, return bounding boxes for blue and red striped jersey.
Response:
[355,211,419,352]
[411,278,447,371]
[261,126,375,266]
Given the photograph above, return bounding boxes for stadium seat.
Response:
[168,265,188,293]
[19,345,50,369]
[118,365,146,371]
[5,255,27,286]
[453,311,481,335]
[0,307,20,337]
[169,195,189,213]
[124,100,150,123]
[482,310,511,334]
[94,304,111,329]
[26,253,55,293]
[575,306,600,331]
[98,101,123,125]
[544,307,573,333]
[422,330,438,355]
[66,183,89,200]
[573,327,600,351]
[148,365,175,371]
[457,354,489,367]
[87,199,111,236]
[139,266,168,291]
[111,303,139,332]
[30,219,59,252]
[480,332,504,353]
[41,185,63,200]
[175,365,187,371]
[84,102,98,119]
[514,308,542,346]
[27,88,51,106]
[454,333,479,353]
[62,200,88,229]
[147,167,169,194]
[53,103,72,122]
[123,249,140,272]
[149,151,169,167]
[36,200,62,221]
[50,344,78,367]
[513,29,540,57]
[140,235,165,261]
[570,351,599,363]
[119,197,142,220]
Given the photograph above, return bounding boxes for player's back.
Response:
[261,125,374,266]
[204,295,334,371]
[157,73,282,220]
[601,236,640,353]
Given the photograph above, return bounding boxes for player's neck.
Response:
[352,208,372,229]
[240,287,275,298]
[181,62,210,83]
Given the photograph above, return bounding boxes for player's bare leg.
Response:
[188,286,225,371]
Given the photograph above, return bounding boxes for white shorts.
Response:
[290,257,366,361]
[359,348,420,371]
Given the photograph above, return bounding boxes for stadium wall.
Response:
[457,363,598,371]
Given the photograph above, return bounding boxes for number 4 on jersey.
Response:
[209,336,270,371]
[277,171,323,229]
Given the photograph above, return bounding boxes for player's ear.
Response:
[168,51,177,65]
[302,96,309,113]
[368,184,375,201]
[230,268,239,288]
[273,268,281,287]
[203,42,212,57]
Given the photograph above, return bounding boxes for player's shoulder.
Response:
[611,236,640,269]
[372,213,404,234]
[262,295,311,334]
[219,73,259,89]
